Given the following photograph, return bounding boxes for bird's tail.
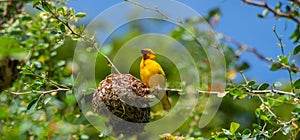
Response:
[160,91,171,110]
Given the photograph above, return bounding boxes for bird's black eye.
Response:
[141,49,149,55]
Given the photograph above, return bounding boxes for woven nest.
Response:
[92,74,150,136]
[0,57,19,92]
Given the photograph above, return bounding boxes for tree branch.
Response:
[146,87,296,97]
[221,34,300,72]
[243,0,300,25]
[5,88,70,95]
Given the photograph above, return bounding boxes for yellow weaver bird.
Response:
[140,48,171,110]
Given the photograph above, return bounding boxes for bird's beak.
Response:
[141,49,150,55]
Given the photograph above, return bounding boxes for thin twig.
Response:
[5,88,70,95]
[273,26,295,93]
[243,0,300,25]
[99,51,121,74]
[240,71,249,84]
[124,0,183,24]
[221,34,300,72]
[124,0,221,52]
[257,94,279,120]
[256,94,299,137]
[272,127,283,136]
[272,26,285,55]
[25,71,70,89]
[41,1,81,37]
[249,89,295,96]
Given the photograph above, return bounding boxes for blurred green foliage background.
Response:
[0,0,299,140]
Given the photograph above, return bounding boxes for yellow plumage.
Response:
[140,48,171,110]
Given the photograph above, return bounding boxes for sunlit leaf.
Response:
[260,115,269,122]
[75,12,86,18]
[21,69,33,75]
[229,89,243,96]
[277,55,289,65]
[33,0,40,7]
[273,81,282,87]
[44,97,52,105]
[230,122,240,134]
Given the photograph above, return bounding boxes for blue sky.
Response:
[68,0,299,84]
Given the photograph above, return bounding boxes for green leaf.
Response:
[70,8,75,16]
[33,0,40,7]
[41,1,52,12]
[290,25,300,43]
[44,97,52,105]
[292,108,300,115]
[57,60,66,67]
[257,14,264,18]
[230,89,243,96]
[272,96,284,107]
[278,55,289,65]
[294,79,300,89]
[207,8,221,21]
[59,23,66,33]
[270,63,281,71]
[222,128,232,136]
[75,12,86,18]
[284,94,292,101]
[242,129,251,139]
[273,81,282,87]
[258,83,269,90]
[230,122,240,134]
[262,9,269,17]
[0,36,20,48]
[237,62,250,71]
[57,7,65,15]
[275,2,282,10]
[293,45,300,55]
[247,80,256,86]
[255,108,261,117]
[282,125,291,135]
[27,99,39,113]
[260,115,269,122]
[21,69,33,75]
